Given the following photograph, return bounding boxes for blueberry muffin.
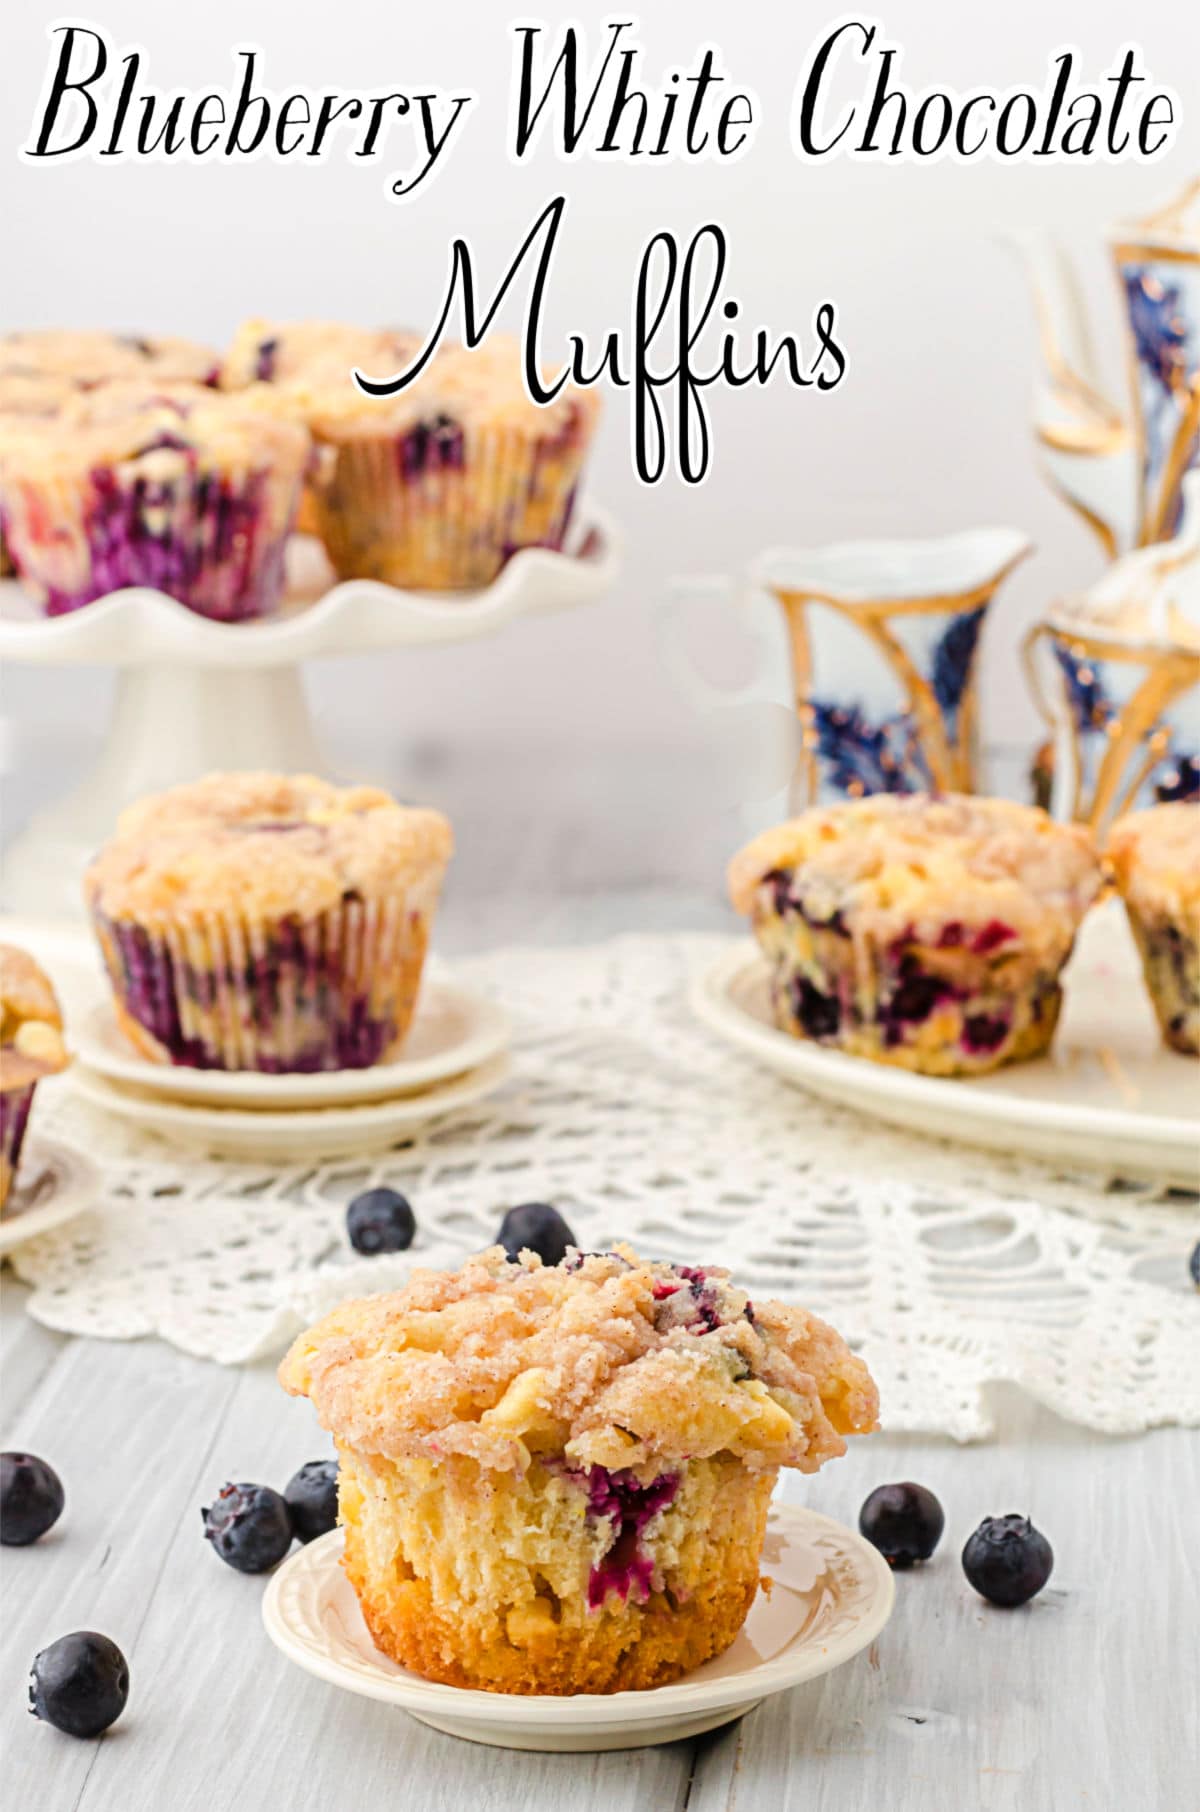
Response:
[0,945,69,1208]
[1107,803,1199,1055]
[729,794,1103,1076]
[84,773,452,1072]
[0,371,77,577]
[222,321,419,537]
[221,319,416,390]
[0,383,309,619]
[276,332,600,590]
[279,1245,878,1694]
[0,329,219,388]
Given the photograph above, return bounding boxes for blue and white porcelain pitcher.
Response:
[750,527,1031,807]
[1019,177,1199,557]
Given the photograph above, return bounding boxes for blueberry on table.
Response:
[858,1481,945,1568]
[284,1459,339,1544]
[29,1632,129,1738]
[346,1187,417,1255]
[1190,1241,1200,1288]
[497,1202,577,1266]
[962,1514,1054,1606]
[1,1453,65,1546]
[202,1482,293,1574]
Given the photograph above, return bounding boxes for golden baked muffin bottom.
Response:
[340,1449,771,1694]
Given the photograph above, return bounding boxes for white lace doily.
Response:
[9,935,1199,1440]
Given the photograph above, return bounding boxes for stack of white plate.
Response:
[2,919,512,1164]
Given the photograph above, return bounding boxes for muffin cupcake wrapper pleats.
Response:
[753,901,1072,1076]
[1120,903,1200,1056]
[91,883,443,1072]
[338,1447,772,1694]
[0,461,302,621]
[0,1081,36,1209]
[311,411,593,590]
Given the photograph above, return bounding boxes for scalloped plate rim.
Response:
[0,1137,103,1253]
[261,1505,895,1743]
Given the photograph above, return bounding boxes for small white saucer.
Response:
[261,1505,895,1752]
[691,908,1200,1190]
[67,1054,512,1161]
[71,979,510,1110]
[0,1138,102,1254]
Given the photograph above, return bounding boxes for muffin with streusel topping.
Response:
[0,328,219,389]
[0,383,309,619]
[84,773,452,1072]
[280,1245,877,1694]
[221,321,419,537]
[221,319,416,390]
[1107,803,1199,1055]
[0,945,69,1208]
[729,794,1103,1076]
[273,332,600,590]
[0,370,78,576]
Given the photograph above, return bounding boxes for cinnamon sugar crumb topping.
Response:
[279,1245,878,1478]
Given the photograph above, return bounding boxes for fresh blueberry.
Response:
[284,1459,339,1544]
[497,1202,576,1266]
[29,1632,129,1738]
[962,1514,1054,1606]
[346,1187,416,1255]
[859,1481,945,1569]
[1,1453,65,1546]
[201,1482,293,1574]
[1190,1240,1200,1288]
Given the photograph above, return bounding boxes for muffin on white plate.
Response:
[1107,802,1199,1055]
[84,772,453,1073]
[279,1245,878,1694]
[0,945,69,1208]
[729,793,1103,1076]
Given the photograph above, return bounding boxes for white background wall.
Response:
[2,0,1198,822]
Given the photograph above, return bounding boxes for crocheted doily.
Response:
[10,936,1198,1440]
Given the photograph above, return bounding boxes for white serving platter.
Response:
[262,1504,895,1752]
[691,905,1200,1189]
[0,1138,102,1255]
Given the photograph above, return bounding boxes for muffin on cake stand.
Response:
[0,509,619,917]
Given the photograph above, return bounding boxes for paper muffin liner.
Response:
[0,1080,36,1209]
[0,460,302,622]
[338,1446,771,1693]
[310,406,595,590]
[89,880,445,1073]
[1119,902,1199,1055]
[752,893,1069,1076]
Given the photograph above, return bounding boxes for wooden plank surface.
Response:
[3,1301,1195,1812]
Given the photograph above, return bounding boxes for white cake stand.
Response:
[0,509,619,915]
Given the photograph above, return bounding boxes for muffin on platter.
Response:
[0,383,310,620]
[279,1244,878,1694]
[1107,802,1199,1055]
[276,332,600,590]
[729,793,1103,1076]
[0,945,69,1209]
[84,772,452,1073]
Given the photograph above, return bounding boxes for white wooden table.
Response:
[2,741,1197,1810]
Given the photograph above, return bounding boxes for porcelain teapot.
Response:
[1020,177,1199,558]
